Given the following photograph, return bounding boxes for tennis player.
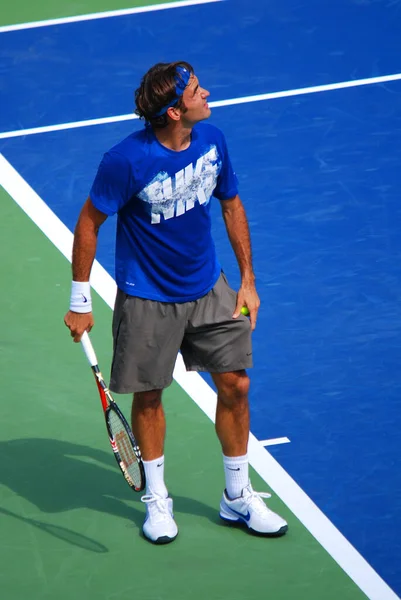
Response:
[64,61,288,544]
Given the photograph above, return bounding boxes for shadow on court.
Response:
[0,438,219,550]
[0,506,109,553]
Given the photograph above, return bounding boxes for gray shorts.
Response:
[109,272,253,393]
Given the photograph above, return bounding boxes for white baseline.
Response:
[0,0,221,33]
[0,153,398,600]
[1,72,401,140]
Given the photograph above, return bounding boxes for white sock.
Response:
[143,456,168,498]
[223,454,249,499]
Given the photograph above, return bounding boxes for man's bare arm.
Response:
[220,195,260,329]
[72,197,108,279]
[64,197,108,341]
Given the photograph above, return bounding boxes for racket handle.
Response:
[81,331,98,367]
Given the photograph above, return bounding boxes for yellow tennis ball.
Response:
[240,306,250,316]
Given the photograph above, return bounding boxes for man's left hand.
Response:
[233,283,260,330]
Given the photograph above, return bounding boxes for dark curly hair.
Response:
[134,61,194,129]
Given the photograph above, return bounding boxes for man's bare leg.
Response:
[131,389,165,460]
[212,370,250,458]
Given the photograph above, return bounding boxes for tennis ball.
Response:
[240,306,250,316]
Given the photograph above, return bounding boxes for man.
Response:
[64,61,288,544]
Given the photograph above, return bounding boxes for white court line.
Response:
[0,0,221,33]
[0,114,140,140]
[0,152,398,600]
[260,437,291,446]
[1,72,401,140]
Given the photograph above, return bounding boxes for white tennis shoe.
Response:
[141,493,178,544]
[219,482,288,536]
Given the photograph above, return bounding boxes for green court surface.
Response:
[0,0,189,27]
[0,187,369,599]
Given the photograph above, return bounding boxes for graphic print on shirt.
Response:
[138,146,221,224]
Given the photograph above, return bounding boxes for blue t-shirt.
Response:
[90,122,238,302]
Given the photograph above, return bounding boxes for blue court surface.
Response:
[1,0,401,596]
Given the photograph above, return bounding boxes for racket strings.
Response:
[107,410,142,487]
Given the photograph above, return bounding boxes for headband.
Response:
[152,66,191,118]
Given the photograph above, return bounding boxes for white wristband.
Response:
[70,281,92,313]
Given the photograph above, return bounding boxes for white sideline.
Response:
[0,153,399,600]
[1,72,401,140]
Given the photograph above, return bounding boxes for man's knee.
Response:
[133,389,163,410]
[213,370,250,405]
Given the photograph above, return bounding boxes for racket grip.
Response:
[81,331,98,367]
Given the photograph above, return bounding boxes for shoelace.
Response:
[241,486,272,515]
[141,494,172,523]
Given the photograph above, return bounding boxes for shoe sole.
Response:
[220,513,288,537]
[143,532,178,545]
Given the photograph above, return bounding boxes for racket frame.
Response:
[81,331,145,492]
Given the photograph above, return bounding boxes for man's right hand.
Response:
[64,311,94,342]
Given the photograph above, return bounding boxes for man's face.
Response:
[180,75,211,124]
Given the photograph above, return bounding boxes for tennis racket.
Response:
[80,331,145,492]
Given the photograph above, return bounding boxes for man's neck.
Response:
[154,122,193,152]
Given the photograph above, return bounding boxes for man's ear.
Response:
[166,106,181,122]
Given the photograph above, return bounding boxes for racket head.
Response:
[105,403,145,492]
